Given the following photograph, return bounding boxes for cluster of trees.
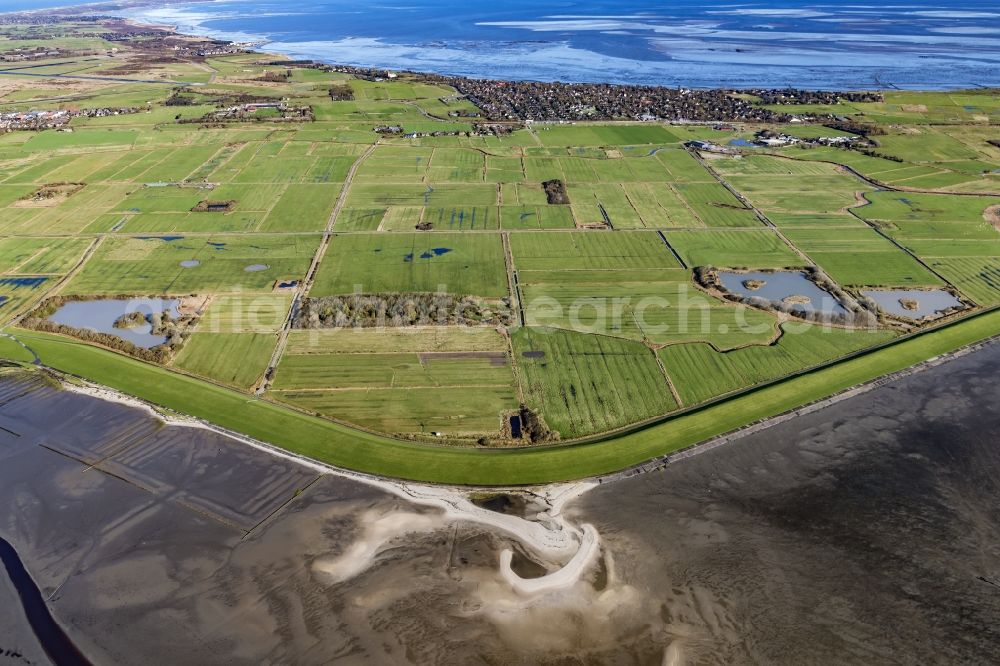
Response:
[822,120,885,137]
[855,147,904,163]
[542,179,570,205]
[254,70,290,82]
[113,311,146,329]
[517,406,557,444]
[22,295,200,364]
[166,88,283,108]
[165,92,196,107]
[750,89,883,105]
[329,84,354,101]
[294,293,513,329]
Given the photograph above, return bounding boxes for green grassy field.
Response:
[271,326,518,435]
[512,327,678,438]
[310,233,508,297]
[65,235,319,294]
[1,22,999,482]
[3,307,997,484]
[172,332,276,388]
[661,323,896,405]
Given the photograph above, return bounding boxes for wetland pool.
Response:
[718,270,847,316]
[863,288,962,319]
[48,298,180,349]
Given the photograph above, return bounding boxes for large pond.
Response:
[718,271,847,316]
[862,289,962,319]
[48,298,181,349]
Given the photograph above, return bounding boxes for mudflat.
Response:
[0,340,998,663]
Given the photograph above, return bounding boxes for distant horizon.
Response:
[107,0,1000,90]
[6,0,1000,89]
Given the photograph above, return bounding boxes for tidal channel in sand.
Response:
[0,339,999,663]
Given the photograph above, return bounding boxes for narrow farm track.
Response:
[846,202,956,289]
[6,237,104,327]
[501,232,523,326]
[762,151,1000,198]
[690,148,817,268]
[257,143,379,394]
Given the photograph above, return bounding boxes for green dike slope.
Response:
[2,312,998,486]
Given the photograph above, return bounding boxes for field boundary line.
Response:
[4,237,103,327]
[258,142,379,393]
[594,333,1000,485]
[759,150,1000,198]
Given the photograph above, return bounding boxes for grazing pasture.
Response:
[310,232,508,297]
[271,326,518,435]
[661,324,896,405]
[65,235,319,294]
[1,27,995,474]
[512,327,677,438]
[172,332,276,388]
[666,230,802,268]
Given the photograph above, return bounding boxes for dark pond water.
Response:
[48,298,180,348]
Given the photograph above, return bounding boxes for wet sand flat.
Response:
[0,340,999,664]
[574,340,1000,664]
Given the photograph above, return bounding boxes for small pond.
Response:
[48,298,181,349]
[180,259,200,268]
[862,289,962,319]
[244,264,269,272]
[718,271,847,316]
[729,138,754,147]
[509,415,523,439]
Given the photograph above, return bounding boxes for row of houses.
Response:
[0,107,138,131]
[0,47,63,62]
[0,109,70,130]
[755,132,861,147]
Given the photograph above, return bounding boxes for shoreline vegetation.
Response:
[0,6,998,484]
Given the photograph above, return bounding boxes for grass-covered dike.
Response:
[3,308,997,486]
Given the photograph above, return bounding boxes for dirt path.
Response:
[256,143,378,394]
[984,204,1000,231]
[840,190,871,214]
[5,237,104,327]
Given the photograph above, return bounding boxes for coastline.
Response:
[37,326,1000,489]
[56,374,602,588]
[1,8,999,486]
[7,1,1000,90]
[4,326,990,610]
[4,308,1000,663]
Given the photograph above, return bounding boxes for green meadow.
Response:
[2,21,999,483]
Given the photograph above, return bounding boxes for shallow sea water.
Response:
[119,0,1000,88]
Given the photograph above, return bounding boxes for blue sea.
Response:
[21,1,1000,88]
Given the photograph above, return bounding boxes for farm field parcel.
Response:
[1,17,999,484]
